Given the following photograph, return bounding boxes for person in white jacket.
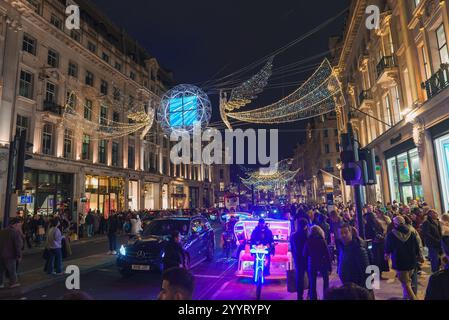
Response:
[130,214,143,237]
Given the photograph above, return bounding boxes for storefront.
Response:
[128,180,139,211]
[162,184,169,209]
[172,183,187,209]
[385,141,423,204]
[18,170,73,216]
[144,182,160,210]
[189,187,199,209]
[85,175,124,217]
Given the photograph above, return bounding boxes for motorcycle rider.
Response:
[222,216,237,257]
[250,219,274,275]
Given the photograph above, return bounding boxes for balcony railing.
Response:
[43,101,63,115]
[422,64,449,100]
[358,90,373,105]
[376,56,396,79]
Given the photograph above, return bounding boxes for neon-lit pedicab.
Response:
[234,219,293,280]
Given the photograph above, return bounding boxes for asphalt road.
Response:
[12,227,249,300]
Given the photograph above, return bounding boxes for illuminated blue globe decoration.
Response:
[158,84,212,134]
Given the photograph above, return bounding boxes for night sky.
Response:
[91,0,350,161]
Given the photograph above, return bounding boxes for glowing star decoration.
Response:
[221,59,344,128]
[158,84,212,134]
[62,91,155,141]
[240,159,299,191]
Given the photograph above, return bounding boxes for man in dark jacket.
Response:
[250,219,274,275]
[337,224,370,288]
[85,210,94,238]
[0,218,24,288]
[425,236,449,300]
[290,218,309,300]
[163,230,187,271]
[421,210,443,273]
[107,214,119,255]
[385,216,421,300]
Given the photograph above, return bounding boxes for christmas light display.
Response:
[221,59,344,128]
[63,91,155,141]
[157,84,212,134]
[240,159,299,191]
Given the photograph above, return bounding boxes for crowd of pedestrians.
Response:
[288,200,449,300]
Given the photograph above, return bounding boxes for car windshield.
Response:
[143,219,190,237]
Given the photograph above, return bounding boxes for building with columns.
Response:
[333,0,449,213]
[0,0,217,223]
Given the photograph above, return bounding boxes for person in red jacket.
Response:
[303,225,332,300]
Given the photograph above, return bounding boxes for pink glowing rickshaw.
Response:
[234,219,293,280]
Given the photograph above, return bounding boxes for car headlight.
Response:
[119,245,127,256]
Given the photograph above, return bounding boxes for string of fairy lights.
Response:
[240,159,300,191]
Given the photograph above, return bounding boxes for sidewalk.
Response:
[0,253,117,299]
[22,234,119,256]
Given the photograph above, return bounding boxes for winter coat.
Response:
[290,230,308,269]
[421,218,443,249]
[130,218,143,235]
[425,266,449,300]
[337,238,370,287]
[303,235,332,272]
[0,226,23,260]
[46,227,63,249]
[163,240,186,269]
[107,216,119,235]
[385,226,420,271]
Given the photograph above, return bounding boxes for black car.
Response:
[117,216,215,276]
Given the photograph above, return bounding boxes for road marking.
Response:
[197,260,237,300]
[210,281,231,300]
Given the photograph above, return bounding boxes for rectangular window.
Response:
[84,99,92,121]
[436,24,449,65]
[113,111,120,123]
[85,71,94,86]
[113,87,121,101]
[325,144,330,154]
[128,145,135,170]
[87,41,97,53]
[100,105,108,125]
[64,129,73,159]
[82,134,91,160]
[67,91,77,109]
[50,14,62,30]
[47,49,59,68]
[16,115,29,139]
[112,142,119,167]
[22,34,37,55]
[42,124,53,155]
[336,143,340,152]
[324,130,328,138]
[19,70,34,99]
[130,71,136,80]
[100,80,108,95]
[115,62,122,72]
[98,140,107,164]
[421,46,430,80]
[385,95,393,127]
[68,61,78,78]
[70,30,81,42]
[45,82,57,103]
[102,52,109,63]
[394,86,402,122]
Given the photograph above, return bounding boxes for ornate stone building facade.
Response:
[0,0,216,222]
[334,0,449,213]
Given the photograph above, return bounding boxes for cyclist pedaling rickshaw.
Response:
[250,219,274,276]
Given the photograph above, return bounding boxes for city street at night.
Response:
[0,0,449,313]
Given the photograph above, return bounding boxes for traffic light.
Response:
[359,148,377,186]
[15,133,33,191]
